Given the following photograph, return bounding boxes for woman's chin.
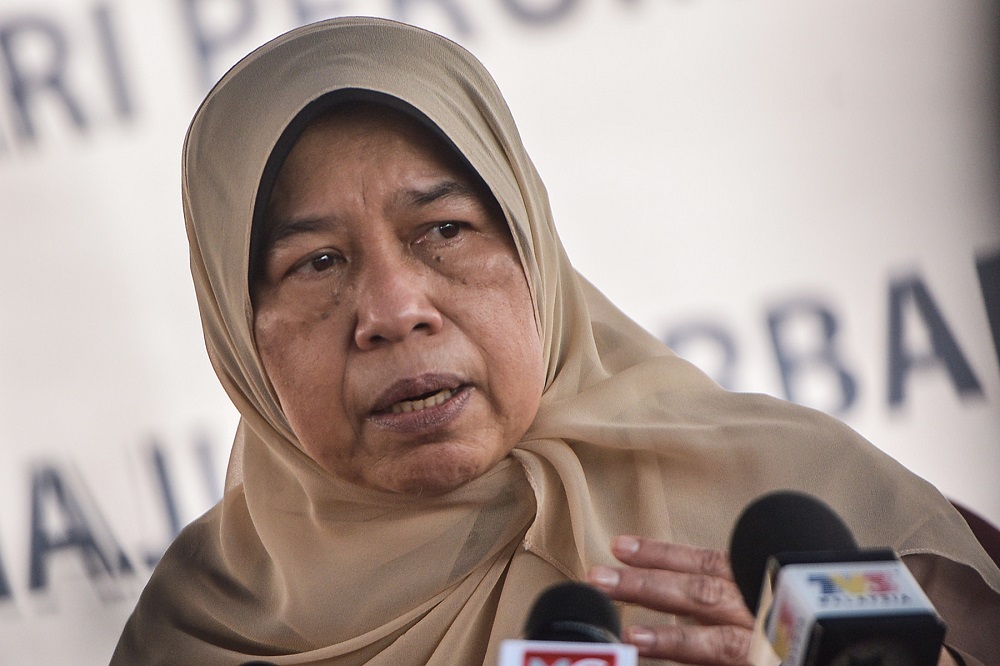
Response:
[367,443,500,496]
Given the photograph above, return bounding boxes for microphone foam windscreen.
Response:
[524,582,622,643]
[729,490,858,613]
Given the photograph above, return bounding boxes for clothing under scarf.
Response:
[113,16,1000,666]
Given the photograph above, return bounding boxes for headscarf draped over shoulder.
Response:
[114,16,1000,666]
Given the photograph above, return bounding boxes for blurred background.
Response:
[0,1,997,663]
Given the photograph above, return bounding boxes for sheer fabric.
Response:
[113,17,1000,665]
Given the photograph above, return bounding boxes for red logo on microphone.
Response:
[498,639,638,666]
[522,651,622,666]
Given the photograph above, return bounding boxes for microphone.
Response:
[729,491,946,666]
[498,582,638,666]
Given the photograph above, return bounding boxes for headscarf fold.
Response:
[114,16,1000,665]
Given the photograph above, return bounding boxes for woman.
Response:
[114,17,1000,665]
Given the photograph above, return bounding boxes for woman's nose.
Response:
[353,249,444,350]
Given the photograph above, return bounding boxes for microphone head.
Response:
[524,582,622,643]
[729,490,858,613]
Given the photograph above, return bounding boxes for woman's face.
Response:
[252,107,545,495]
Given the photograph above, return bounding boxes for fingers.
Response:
[589,563,754,629]
[624,623,753,666]
[586,536,756,664]
[588,536,754,629]
[611,535,735,580]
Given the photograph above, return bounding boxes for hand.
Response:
[587,535,755,665]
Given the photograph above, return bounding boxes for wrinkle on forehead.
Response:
[251,100,510,292]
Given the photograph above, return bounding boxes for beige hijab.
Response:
[114,17,1000,666]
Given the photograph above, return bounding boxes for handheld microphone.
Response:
[498,582,638,666]
[729,491,946,666]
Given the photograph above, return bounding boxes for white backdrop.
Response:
[0,1,997,663]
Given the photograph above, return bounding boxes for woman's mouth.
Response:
[388,387,456,414]
[369,376,472,433]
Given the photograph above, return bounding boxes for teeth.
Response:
[389,388,455,414]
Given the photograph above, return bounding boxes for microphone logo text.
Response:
[806,571,912,607]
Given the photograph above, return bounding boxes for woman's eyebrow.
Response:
[262,179,481,250]
[266,215,339,248]
[397,179,480,208]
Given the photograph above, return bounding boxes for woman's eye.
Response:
[432,222,463,240]
[294,251,341,275]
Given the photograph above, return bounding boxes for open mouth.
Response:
[370,379,472,433]
[388,387,456,414]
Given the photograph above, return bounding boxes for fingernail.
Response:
[588,565,620,588]
[626,626,655,647]
[613,535,640,556]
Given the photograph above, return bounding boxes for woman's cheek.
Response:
[254,299,339,404]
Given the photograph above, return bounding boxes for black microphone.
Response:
[729,490,946,666]
[525,581,623,643]
[498,582,637,665]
